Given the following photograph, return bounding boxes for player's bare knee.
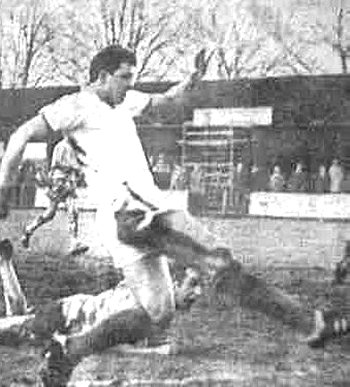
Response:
[142,290,175,328]
[123,253,176,327]
[138,275,175,327]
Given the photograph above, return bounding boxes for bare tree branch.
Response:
[137,38,174,76]
[117,0,128,43]
[99,0,111,45]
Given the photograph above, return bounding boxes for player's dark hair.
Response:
[89,45,137,82]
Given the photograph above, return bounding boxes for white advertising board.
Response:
[193,107,273,127]
[249,192,350,219]
[36,189,189,211]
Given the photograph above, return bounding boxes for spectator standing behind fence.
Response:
[328,158,344,193]
[313,164,330,193]
[250,164,269,192]
[188,164,206,216]
[21,162,37,207]
[13,164,25,206]
[287,161,308,192]
[153,152,171,189]
[169,163,187,191]
[269,165,285,192]
[232,161,248,213]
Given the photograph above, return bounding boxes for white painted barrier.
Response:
[35,188,189,211]
[249,192,350,219]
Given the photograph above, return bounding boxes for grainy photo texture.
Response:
[0,0,349,386]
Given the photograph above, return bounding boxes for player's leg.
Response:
[116,265,202,356]
[37,267,202,386]
[306,309,349,348]
[0,239,36,347]
[307,243,350,346]
[146,210,313,333]
[306,283,350,348]
[53,289,153,357]
[122,252,176,328]
[0,239,28,316]
[21,200,59,248]
[99,193,309,333]
[118,209,234,278]
[67,197,78,239]
[39,340,78,387]
[38,266,187,385]
[333,241,350,285]
[96,202,177,328]
[66,196,88,256]
[53,265,201,358]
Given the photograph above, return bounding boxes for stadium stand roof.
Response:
[0,73,349,141]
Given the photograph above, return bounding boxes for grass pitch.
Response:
[0,214,349,386]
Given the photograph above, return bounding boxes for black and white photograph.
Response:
[0,0,349,385]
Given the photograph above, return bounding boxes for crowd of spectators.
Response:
[267,158,345,194]
[167,157,348,216]
[5,159,43,207]
[3,154,347,212]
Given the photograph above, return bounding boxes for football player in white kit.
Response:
[0,46,313,384]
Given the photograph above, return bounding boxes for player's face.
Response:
[175,268,202,310]
[106,62,136,106]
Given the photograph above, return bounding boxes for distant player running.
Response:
[20,137,88,255]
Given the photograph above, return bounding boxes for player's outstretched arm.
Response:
[0,115,50,218]
[147,48,214,110]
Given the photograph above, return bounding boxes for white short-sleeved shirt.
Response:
[40,89,162,209]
